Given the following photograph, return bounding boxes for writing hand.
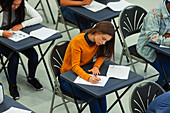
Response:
[11,24,23,31]
[2,31,13,38]
[88,76,101,84]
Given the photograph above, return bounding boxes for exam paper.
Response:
[82,1,107,12]
[30,27,59,40]
[106,65,130,79]
[8,30,30,42]
[2,107,31,113]
[160,45,170,48]
[74,75,109,87]
[107,0,133,11]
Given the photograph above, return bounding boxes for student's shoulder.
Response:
[72,33,86,43]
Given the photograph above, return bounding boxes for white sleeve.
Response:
[21,1,43,27]
[0,30,3,36]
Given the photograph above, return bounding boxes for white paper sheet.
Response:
[82,1,107,12]
[107,0,133,11]
[2,107,31,113]
[106,65,130,79]
[30,27,59,40]
[160,45,170,48]
[74,74,109,87]
[8,30,30,42]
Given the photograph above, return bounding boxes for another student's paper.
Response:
[2,107,31,113]
[30,27,59,40]
[106,65,130,79]
[8,30,30,42]
[82,1,107,12]
[107,0,133,11]
[74,75,109,87]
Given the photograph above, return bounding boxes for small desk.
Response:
[148,43,170,85]
[61,61,144,113]
[0,24,62,90]
[0,95,35,113]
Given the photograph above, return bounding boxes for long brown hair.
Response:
[83,21,115,61]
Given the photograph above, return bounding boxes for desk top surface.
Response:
[0,24,62,51]
[61,61,144,98]
[68,0,120,22]
[148,43,170,57]
[0,95,35,113]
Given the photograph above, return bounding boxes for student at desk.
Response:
[60,21,115,113]
[0,0,43,100]
[59,0,93,31]
[137,0,170,91]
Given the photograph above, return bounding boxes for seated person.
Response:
[146,91,170,113]
[137,0,170,91]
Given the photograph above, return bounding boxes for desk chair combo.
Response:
[54,0,78,40]
[49,41,85,113]
[130,82,165,113]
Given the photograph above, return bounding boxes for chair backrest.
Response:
[130,82,165,113]
[119,5,147,39]
[49,41,69,78]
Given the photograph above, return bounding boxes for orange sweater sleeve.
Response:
[71,41,92,81]
[93,57,105,69]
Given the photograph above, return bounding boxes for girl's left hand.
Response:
[88,66,100,76]
[11,24,23,31]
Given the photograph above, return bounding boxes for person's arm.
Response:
[60,0,92,6]
[21,1,43,28]
[144,11,170,46]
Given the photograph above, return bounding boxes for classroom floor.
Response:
[0,0,162,113]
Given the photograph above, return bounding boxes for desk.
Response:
[0,24,62,90]
[148,43,170,85]
[0,95,35,113]
[60,61,144,113]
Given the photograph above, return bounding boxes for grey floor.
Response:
[0,0,162,113]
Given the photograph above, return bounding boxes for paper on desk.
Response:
[2,107,31,113]
[82,1,107,12]
[74,74,109,87]
[8,30,30,42]
[106,65,130,79]
[30,27,59,40]
[160,45,170,48]
[107,0,133,11]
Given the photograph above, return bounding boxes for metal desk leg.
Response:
[115,91,125,113]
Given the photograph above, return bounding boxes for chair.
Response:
[118,5,148,73]
[130,82,165,113]
[49,40,84,113]
[55,0,79,40]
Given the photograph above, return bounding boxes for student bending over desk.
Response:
[0,0,43,100]
[60,21,115,113]
[137,0,170,91]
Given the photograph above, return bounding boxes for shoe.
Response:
[27,78,43,91]
[9,85,20,100]
[162,83,170,92]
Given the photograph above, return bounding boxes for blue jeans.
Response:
[59,78,107,113]
[0,43,38,85]
[146,53,170,87]
[61,6,93,31]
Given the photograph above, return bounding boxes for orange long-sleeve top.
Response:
[60,33,105,81]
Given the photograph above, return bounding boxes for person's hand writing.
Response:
[88,76,101,84]
[88,66,101,76]
[82,0,92,5]
[11,24,23,31]
[2,31,13,38]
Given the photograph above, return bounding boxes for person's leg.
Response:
[59,79,106,113]
[21,48,43,90]
[61,6,92,31]
[0,43,19,100]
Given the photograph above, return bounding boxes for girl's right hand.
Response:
[2,31,13,38]
[88,76,101,84]
[82,0,92,5]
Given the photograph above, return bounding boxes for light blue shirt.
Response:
[164,1,170,30]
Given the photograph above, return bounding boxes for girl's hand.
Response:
[2,31,13,38]
[88,76,101,84]
[82,0,92,5]
[11,24,23,31]
[88,66,101,76]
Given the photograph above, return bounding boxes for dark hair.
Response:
[83,21,115,61]
[0,0,25,29]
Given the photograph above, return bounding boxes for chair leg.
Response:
[119,49,124,65]
[50,87,57,113]
[129,57,137,73]
[144,63,148,73]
